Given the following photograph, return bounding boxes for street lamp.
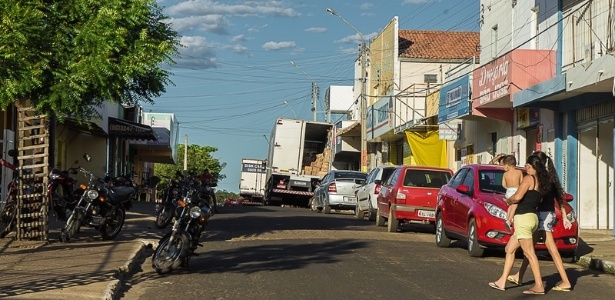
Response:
[290,61,318,121]
[283,100,298,119]
[327,7,368,172]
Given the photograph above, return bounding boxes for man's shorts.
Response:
[513,213,538,239]
[537,211,556,232]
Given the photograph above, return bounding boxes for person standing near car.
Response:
[506,151,573,292]
[489,154,550,295]
[502,155,523,230]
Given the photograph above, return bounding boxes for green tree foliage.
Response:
[154,144,227,188]
[0,0,180,121]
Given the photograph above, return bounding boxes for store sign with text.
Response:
[472,54,512,106]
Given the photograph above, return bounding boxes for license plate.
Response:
[344,196,356,202]
[418,210,435,218]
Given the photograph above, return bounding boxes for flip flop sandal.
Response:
[552,285,571,292]
[523,289,545,295]
[489,282,505,291]
[507,276,521,285]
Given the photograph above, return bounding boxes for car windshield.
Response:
[478,170,506,194]
[402,170,451,188]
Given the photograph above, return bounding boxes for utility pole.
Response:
[327,7,368,172]
[291,61,318,121]
[359,41,367,172]
[183,134,188,171]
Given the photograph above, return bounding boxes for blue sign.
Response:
[438,75,470,123]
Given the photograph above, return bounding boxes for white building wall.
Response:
[480,0,513,64]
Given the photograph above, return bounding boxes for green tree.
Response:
[154,144,227,188]
[215,189,240,201]
[0,0,180,121]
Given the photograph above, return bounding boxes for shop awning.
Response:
[336,121,360,136]
[108,117,157,141]
[59,118,108,137]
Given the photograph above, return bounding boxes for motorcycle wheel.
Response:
[154,205,174,229]
[60,209,81,242]
[0,200,17,238]
[152,232,189,274]
[100,207,126,240]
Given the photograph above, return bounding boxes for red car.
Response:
[376,166,453,232]
[435,164,579,260]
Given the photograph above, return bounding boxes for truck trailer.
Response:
[239,158,267,203]
[264,118,333,207]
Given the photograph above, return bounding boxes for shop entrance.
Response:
[578,119,614,230]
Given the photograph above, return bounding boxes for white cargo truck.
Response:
[264,118,333,207]
[239,158,267,202]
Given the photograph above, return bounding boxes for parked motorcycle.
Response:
[152,175,210,274]
[154,177,182,229]
[59,154,136,242]
[48,164,79,221]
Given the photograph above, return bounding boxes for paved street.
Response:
[119,205,615,300]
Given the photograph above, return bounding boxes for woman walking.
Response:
[507,151,573,291]
[489,154,551,295]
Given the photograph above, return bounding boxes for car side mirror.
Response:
[456,184,471,195]
[374,179,382,185]
[564,193,574,202]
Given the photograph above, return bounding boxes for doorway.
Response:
[578,119,614,229]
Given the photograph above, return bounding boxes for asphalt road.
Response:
[119,205,615,300]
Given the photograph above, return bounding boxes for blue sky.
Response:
[147,0,480,193]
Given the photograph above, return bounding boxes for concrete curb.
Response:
[101,239,159,300]
[578,256,615,276]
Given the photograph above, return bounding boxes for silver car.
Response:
[354,166,397,221]
[310,170,367,214]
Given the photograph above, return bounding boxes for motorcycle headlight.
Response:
[190,206,202,218]
[86,189,99,200]
[484,202,507,220]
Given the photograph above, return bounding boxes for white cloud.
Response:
[360,3,373,10]
[166,0,299,17]
[174,36,218,69]
[305,27,326,33]
[167,15,230,34]
[262,41,296,51]
[232,44,249,54]
[230,34,247,42]
[334,32,378,45]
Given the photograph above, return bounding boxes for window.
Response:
[449,168,469,189]
[424,74,437,84]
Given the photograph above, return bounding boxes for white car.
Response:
[354,166,396,221]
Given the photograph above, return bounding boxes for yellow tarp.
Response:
[405,130,447,168]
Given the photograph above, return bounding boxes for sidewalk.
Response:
[1,202,614,299]
[0,201,162,300]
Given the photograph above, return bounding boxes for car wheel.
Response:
[467,218,484,257]
[367,200,376,221]
[435,213,452,247]
[376,206,385,227]
[354,203,365,220]
[387,208,399,233]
